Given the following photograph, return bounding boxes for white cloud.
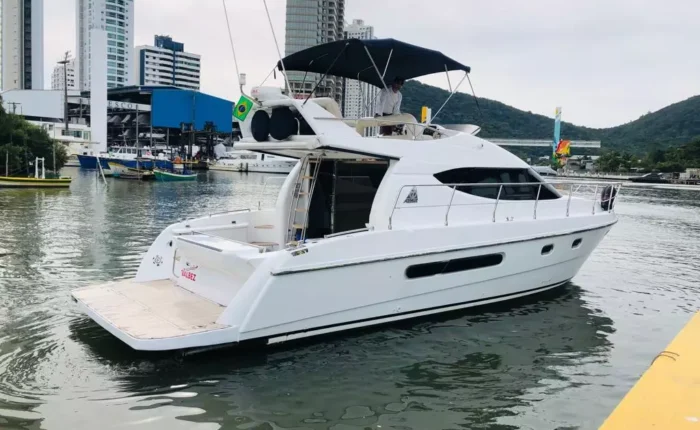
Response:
[43,0,700,128]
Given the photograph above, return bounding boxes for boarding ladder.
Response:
[285,155,323,246]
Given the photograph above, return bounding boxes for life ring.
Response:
[601,185,617,211]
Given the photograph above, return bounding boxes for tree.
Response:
[0,97,67,176]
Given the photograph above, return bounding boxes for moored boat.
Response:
[107,162,155,180]
[0,157,71,188]
[154,169,197,181]
[71,38,622,352]
[0,176,72,188]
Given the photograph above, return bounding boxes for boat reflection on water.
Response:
[63,282,614,429]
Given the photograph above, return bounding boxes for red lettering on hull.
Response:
[181,269,197,281]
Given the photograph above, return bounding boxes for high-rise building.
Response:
[51,58,77,90]
[76,0,134,90]
[342,19,376,119]
[135,35,201,91]
[284,0,344,102]
[1,0,44,90]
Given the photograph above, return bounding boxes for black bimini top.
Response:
[277,38,470,88]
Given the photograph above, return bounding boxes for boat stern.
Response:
[71,279,239,351]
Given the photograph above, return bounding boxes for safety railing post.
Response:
[492,185,503,222]
[533,184,542,219]
[445,186,457,226]
[592,184,599,215]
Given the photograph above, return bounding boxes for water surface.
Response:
[0,169,698,429]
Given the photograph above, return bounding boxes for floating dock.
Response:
[600,312,700,429]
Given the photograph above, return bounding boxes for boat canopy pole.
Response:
[431,71,468,122]
[364,46,390,93]
[444,65,453,92]
[352,66,373,117]
[381,49,394,80]
[299,58,318,97]
[302,43,350,106]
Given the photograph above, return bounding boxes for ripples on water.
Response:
[0,170,698,429]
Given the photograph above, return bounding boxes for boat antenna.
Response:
[222,0,244,94]
[262,0,293,98]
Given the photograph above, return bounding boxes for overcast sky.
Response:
[43,0,700,128]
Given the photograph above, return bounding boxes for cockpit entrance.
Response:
[304,159,389,239]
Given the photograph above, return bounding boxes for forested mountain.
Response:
[401,80,700,154]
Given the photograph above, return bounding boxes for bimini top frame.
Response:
[276,38,472,121]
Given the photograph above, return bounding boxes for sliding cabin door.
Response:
[305,160,389,239]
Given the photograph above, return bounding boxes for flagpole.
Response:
[553,106,562,162]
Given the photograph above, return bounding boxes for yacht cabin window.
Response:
[433,168,560,200]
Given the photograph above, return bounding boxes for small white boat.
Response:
[71,38,621,352]
[532,165,558,177]
[209,150,297,174]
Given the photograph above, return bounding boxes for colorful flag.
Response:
[555,139,571,156]
[233,95,254,122]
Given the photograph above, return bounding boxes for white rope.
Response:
[222,0,242,92]
[262,0,294,98]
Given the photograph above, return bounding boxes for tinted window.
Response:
[406,253,503,279]
[541,244,554,255]
[434,168,560,200]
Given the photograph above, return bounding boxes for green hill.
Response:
[400,80,700,154]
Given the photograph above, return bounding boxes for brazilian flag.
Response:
[233,95,254,122]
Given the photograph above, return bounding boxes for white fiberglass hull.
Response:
[71,211,615,351]
[209,161,297,174]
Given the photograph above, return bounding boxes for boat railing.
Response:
[186,230,269,253]
[207,208,251,217]
[388,181,623,230]
[313,116,453,139]
[258,176,287,210]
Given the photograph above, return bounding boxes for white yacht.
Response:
[71,39,621,352]
[209,150,298,174]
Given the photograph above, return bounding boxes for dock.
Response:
[600,312,700,429]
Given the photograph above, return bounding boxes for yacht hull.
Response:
[77,155,173,170]
[209,161,297,174]
[71,215,614,351]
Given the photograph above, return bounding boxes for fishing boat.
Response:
[71,38,622,352]
[0,157,71,188]
[107,161,155,180]
[154,169,197,182]
[78,146,174,170]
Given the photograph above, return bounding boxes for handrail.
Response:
[387,181,623,230]
[313,116,451,138]
[324,227,369,239]
[207,208,251,217]
[188,230,268,253]
[258,176,287,210]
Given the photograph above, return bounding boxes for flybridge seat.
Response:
[354,113,424,139]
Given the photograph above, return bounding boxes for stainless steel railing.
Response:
[258,176,288,210]
[388,181,622,230]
